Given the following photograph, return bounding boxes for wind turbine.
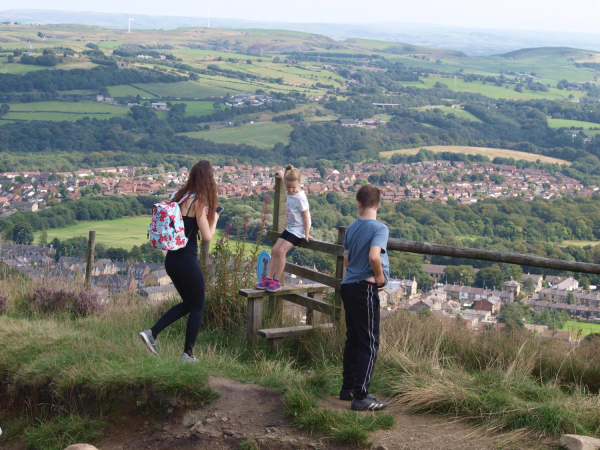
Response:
[207,12,210,28]
[128,18,134,33]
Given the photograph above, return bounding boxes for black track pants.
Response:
[341,282,381,400]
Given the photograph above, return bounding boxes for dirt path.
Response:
[96,377,545,449]
[98,377,344,449]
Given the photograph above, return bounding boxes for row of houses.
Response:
[2,157,597,215]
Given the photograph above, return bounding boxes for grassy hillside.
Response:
[382,145,572,165]
[501,47,599,59]
[420,74,586,101]
[180,122,292,148]
[4,101,132,122]
[547,118,600,135]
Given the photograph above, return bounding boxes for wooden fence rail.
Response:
[386,238,600,275]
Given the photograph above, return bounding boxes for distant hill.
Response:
[342,39,467,57]
[3,9,600,56]
[501,47,600,59]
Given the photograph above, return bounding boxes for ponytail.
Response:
[283,165,302,183]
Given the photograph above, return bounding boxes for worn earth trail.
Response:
[93,377,545,449]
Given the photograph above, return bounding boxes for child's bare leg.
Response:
[272,239,294,281]
[267,239,283,279]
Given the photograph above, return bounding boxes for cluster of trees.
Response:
[272,112,303,122]
[0,107,276,164]
[497,303,569,330]
[0,66,185,94]
[20,53,59,67]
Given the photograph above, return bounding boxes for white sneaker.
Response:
[139,329,158,355]
[180,353,199,363]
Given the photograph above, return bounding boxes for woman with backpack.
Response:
[140,160,220,362]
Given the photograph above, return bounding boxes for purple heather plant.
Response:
[74,290,103,317]
[31,286,102,317]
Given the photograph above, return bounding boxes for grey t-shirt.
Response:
[342,219,390,286]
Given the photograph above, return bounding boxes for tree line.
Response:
[0,66,185,95]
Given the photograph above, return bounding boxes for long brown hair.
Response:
[173,160,218,225]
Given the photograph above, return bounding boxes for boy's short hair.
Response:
[356,184,381,208]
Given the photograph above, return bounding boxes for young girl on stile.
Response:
[255,165,313,292]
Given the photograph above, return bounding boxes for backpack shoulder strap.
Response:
[183,197,196,217]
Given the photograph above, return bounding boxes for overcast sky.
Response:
[10,0,600,34]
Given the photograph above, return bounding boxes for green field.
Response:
[182,101,219,116]
[4,101,131,121]
[381,145,572,165]
[33,216,265,252]
[548,118,600,133]
[420,106,483,122]
[420,75,585,101]
[180,122,292,148]
[1,63,48,74]
[561,320,600,337]
[36,216,151,250]
[127,80,241,98]
[108,84,157,98]
[383,49,600,85]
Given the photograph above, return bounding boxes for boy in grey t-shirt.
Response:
[340,184,389,411]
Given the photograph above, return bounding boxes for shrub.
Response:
[74,290,103,317]
[0,294,7,314]
[32,287,77,315]
[30,286,102,318]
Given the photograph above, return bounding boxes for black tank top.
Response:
[182,215,199,251]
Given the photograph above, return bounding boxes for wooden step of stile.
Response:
[239,283,329,298]
[258,323,334,339]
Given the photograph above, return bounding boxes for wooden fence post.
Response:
[200,240,210,268]
[247,298,263,342]
[266,178,288,324]
[334,226,346,323]
[273,177,287,233]
[84,231,96,291]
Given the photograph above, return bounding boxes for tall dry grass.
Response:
[375,310,600,441]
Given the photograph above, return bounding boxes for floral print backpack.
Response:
[148,194,195,251]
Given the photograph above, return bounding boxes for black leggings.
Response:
[151,249,205,356]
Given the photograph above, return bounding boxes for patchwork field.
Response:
[383,50,600,85]
[547,118,600,133]
[4,101,131,121]
[108,84,158,98]
[119,81,240,98]
[420,75,585,101]
[180,122,292,148]
[418,106,483,122]
[381,145,572,165]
